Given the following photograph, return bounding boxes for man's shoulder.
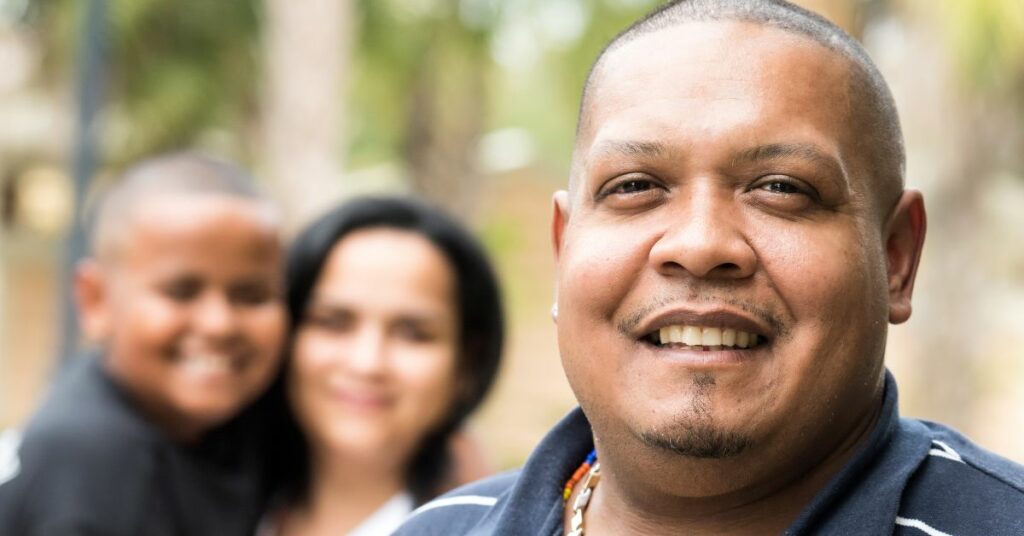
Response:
[896,419,1024,536]
[395,470,520,535]
[909,419,1024,493]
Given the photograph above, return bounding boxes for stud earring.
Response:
[551,303,559,322]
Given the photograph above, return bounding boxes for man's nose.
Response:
[648,186,757,280]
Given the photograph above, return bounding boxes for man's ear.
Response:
[551,190,570,263]
[884,190,927,324]
[74,258,112,343]
[551,191,570,324]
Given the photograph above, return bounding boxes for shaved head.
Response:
[88,152,273,263]
[573,0,904,214]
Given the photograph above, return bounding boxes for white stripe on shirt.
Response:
[895,516,955,536]
[408,495,498,519]
[928,440,964,463]
[0,429,21,487]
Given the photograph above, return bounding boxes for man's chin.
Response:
[638,422,754,459]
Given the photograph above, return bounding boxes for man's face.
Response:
[555,22,899,476]
[80,194,286,440]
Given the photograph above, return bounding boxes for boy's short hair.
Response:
[86,151,266,262]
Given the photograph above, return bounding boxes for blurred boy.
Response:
[0,152,286,535]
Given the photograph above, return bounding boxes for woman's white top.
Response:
[256,491,414,536]
[348,491,414,536]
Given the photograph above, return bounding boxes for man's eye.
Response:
[611,179,653,195]
[760,181,804,195]
[597,175,661,201]
[752,175,821,201]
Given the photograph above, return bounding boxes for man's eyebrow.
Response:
[591,140,667,159]
[735,143,838,169]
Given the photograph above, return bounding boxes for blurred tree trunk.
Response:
[404,26,487,221]
[875,0,1024,433]
[261,0,353,232]
[906,88,1023,430]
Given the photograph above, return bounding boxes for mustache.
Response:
[616,292,787,338]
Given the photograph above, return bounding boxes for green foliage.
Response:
[347,0,489,168]
[35,0,261,164]
[478,213,525,262]
[30,0,659,173]
[349,0,658,171]
[487,0,658,172]
[108,0,261,162]
[930,0,1024,93]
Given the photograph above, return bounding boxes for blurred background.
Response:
[0,0,1022,467]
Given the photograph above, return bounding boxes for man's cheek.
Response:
[759,227,863,292]
[563,227,646,295]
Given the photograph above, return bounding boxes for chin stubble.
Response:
[637,373,754,459]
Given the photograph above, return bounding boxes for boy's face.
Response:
[77,193,286,441]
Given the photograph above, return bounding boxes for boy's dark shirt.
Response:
[0,354,272,536]
[396,372,1024,535]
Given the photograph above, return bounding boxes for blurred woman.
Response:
[260,197,504,535]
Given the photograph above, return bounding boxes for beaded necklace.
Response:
[562,450,600,536]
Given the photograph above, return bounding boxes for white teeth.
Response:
[722,329,737,347]
[182,354,232,375]
[701,327,722,346]
[682,326,702,346]
[653,325,761,349]
[669,325,684,344]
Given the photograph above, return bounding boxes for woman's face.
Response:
[288,228,461,468]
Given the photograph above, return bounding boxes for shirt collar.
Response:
[785,371,931,534]
[493,370,931,535]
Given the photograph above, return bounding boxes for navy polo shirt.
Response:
[396,372,1024,535]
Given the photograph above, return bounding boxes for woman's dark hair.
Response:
[266,196,504,505]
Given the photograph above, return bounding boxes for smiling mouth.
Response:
[642,324,766,350]
[173,352,249,376]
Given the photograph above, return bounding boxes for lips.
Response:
[326,377,393,410]
[334,390,392,410]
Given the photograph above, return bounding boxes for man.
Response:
[397,1,1024,535]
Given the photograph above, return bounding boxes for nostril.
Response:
[662,260,685,272]
[708,262,749,278]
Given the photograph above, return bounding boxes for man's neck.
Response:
[569,399,884,535]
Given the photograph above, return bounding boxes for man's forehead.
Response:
[586,20,849,120]
[571,21,857,183]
